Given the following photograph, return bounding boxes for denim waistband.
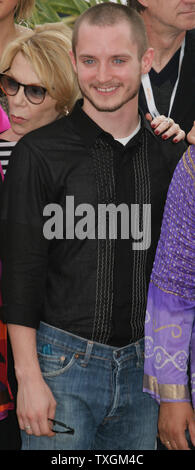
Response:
[37,322,144,364]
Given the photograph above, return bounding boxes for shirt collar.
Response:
[69,99,103,147]
[69,99,156,148]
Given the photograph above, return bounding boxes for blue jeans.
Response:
[22,322,158,450]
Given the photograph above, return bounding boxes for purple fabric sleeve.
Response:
[144,283,195,405]
[144,146,195,406]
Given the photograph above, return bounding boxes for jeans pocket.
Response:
[37,349,76,377]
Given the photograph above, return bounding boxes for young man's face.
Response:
[71,21,152,115]
[141,0,195,31]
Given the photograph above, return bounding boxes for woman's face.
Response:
[0,0,18,20]
[6,52,59,138]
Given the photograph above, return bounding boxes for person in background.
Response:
[0,21,79,450]
[0,0,35,117]
[0,22,79,174]
[144,144,195,450]
[0,3,187,451]
[128,0,195,135]
[144,122,195,449]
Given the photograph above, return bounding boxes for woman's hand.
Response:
[146,113,186,143]
[158,402,195,450]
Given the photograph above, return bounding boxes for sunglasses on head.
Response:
[0,72,47,105]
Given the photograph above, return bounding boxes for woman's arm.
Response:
[144,146,195,449]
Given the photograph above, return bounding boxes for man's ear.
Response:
[69,50,77,73]
[141,47,154,75]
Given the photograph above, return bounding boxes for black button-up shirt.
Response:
[0,100,187,346]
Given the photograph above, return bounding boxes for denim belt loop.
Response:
[135,340,141,365]
[81,340,94,367]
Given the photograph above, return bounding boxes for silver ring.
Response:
[166,118,173,125]
[25,425,31,430]
[166,440,171,446]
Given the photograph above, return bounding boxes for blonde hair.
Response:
[15,0,35,20]
[0,22,80,114]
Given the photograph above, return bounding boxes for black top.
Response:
[139,48,180,117]
[0,100,187,346]
[139,29,195,135]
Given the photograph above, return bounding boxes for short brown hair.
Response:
[127,1,146,13]
[15,0,35,20]
[72,2,148,60]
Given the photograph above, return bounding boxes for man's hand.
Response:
[187,121,195,144]
[158,402,195,450]
[7,324,57,438]
[17,367,57,437]
[146,113,186,143]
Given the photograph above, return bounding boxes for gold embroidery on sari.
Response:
[150,280,190,300]
[183,148,195,182]
[153,320,182,338]
[143,374,190,401]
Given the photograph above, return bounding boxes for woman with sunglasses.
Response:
[0,22,79,173]
[0,21,79,450]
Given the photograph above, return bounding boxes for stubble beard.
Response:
[78,79,141,113]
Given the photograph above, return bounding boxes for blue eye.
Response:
[84,59,95,65]
[113,59,125,64]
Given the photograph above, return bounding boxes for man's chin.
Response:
[82,95,137,113]
[90,104,124,113]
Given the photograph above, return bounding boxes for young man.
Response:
[0,3,187,450]
[128,0,195,134]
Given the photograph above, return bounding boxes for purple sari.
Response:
[144,145,195,407]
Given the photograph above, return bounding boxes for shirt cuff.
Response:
[0,303,40,329]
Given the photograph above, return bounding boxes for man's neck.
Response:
[142,12,186,72]
[82,97,140,140]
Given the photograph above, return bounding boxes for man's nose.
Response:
[96,63,112,83]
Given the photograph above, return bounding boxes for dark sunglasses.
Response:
[48,418,74,435]
[0,73,47,105]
